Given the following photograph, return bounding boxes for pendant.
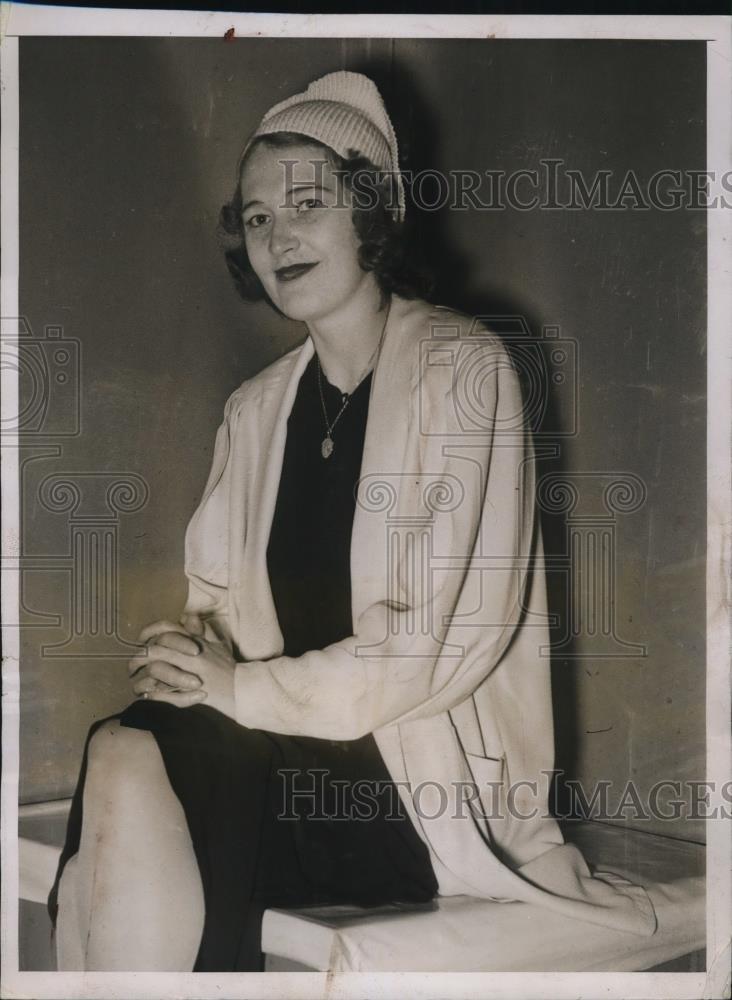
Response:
[321,435,334,459]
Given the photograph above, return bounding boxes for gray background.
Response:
[19,37,706,841]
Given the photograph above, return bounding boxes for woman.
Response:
[50,70,657,973]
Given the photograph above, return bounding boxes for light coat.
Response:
[183,293,657,937]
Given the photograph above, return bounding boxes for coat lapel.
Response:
[233,335,314,660]
[350,295,416,623]
[234,294,416,660]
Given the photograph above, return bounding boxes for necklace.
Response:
[316,299,391,460]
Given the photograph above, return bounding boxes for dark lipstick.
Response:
[275,262,318,282]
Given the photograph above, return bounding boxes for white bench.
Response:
[18,801,704,972]
[260,822,704,972]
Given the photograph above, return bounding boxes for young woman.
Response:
[50,70,657,972]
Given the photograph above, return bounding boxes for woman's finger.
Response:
[129,659,202,690]
[154,631,202,657]
[138,620,190,644]
[143,642,203,672]
[127,634,201,677]
[146,688,208,709]
[132,674,160,696]
[128,652,149,677]
[132,669,201,697]
[146,659,202,690]
[179,612,205,636]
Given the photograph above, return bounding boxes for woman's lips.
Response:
[275,262,318,282]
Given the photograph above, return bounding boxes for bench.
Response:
[18,800,705,972]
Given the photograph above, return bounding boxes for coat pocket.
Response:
[464,750,505,820]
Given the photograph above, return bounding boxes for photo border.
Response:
[1,7,730,999]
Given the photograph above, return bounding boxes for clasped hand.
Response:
[128,613,236,720]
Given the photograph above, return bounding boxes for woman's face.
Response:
[239,141,373,323]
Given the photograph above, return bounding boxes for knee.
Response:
[85,720,162,808]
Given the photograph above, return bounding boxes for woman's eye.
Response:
[244,213,269,229]
[296,198,324,214]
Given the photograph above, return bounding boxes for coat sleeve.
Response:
[181,390,240,652]
[232,332,538,740]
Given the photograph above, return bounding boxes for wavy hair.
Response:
[218,132,432,309]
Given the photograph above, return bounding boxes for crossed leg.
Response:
[55,719,205,971]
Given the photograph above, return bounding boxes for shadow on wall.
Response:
[358,57,580,795]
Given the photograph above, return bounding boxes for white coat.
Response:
[183,292,657,937]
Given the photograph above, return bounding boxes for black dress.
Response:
[49,352,438,971]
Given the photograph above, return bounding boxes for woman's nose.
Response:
[269,215,299,256]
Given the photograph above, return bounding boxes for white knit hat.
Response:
[239,71,406,223]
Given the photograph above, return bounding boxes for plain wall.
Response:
[18,37,706,840]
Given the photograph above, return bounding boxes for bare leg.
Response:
[56,719,205,971]
[55,854,84,970]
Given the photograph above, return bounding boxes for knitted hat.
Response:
[239,71,406,223]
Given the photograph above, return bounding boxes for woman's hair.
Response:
[218,131,433,308]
